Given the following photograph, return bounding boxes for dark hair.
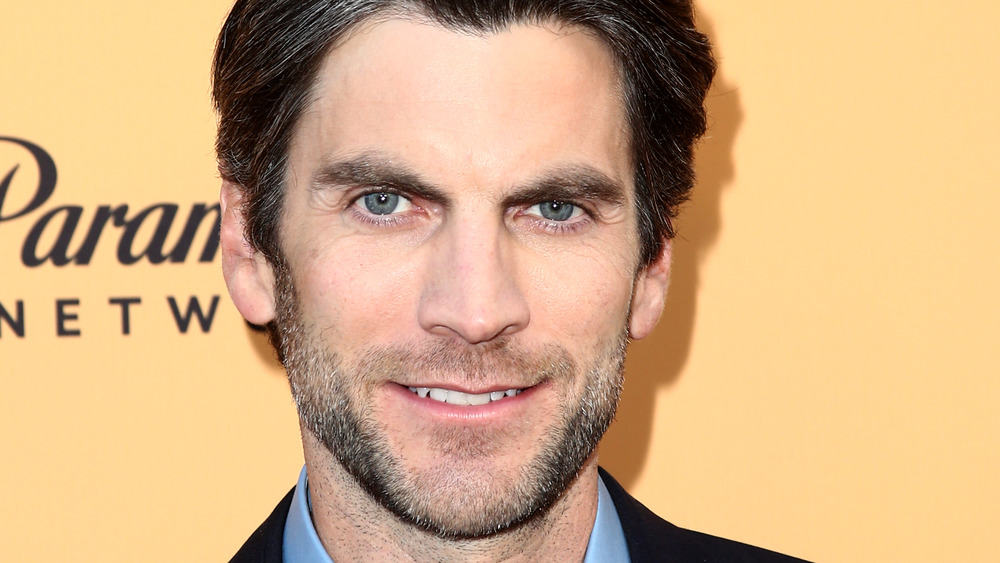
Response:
[213,0,715,267]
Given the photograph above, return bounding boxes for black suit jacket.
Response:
[230,468,808,562]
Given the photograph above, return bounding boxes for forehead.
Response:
[292,18,632,196]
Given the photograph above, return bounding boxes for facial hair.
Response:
[272,265,629,539]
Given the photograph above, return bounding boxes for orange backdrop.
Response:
[2,1,997,561]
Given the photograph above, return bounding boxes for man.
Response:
[214,1,805,561]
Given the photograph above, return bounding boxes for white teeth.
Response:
[467,393,490,406]
[408,386,523,405]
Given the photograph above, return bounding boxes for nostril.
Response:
[418,285,530,344]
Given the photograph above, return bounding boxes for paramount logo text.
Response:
[1,137,228,339]
[1,136,219,267]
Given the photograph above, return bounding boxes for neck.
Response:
[300,430,600,563]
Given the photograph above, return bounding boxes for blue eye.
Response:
[535,201,576,221]
[362,192,403,215]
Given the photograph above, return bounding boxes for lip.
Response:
[393,381,531,395]
[386,381,548,423]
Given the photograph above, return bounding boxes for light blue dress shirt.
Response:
[283,466,630,562]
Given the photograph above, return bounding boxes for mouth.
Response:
[406,386,525,406]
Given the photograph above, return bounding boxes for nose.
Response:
[417,216,530,344]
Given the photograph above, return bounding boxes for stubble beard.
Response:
[272,265,628,539]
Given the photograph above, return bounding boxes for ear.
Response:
[220,180,277,325]
[629,240,672,340]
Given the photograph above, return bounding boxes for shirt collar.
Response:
[283,466,331,563]
[283,466,630,562]
[583,473,631,562]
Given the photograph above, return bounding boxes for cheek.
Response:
[290,239,421,340]
[526,253,634,346]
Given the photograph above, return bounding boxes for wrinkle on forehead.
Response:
[295,17,632,187]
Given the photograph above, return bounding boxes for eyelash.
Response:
[518,203,594,235]
[347,190,421,228]
[347,191,595,235]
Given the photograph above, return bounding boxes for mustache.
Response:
[351,338,578,386]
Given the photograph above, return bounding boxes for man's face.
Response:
[227,18,670,537]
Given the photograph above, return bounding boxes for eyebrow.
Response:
[311,152,448,203]
[500,165,628,210]
[312,153,629,208]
